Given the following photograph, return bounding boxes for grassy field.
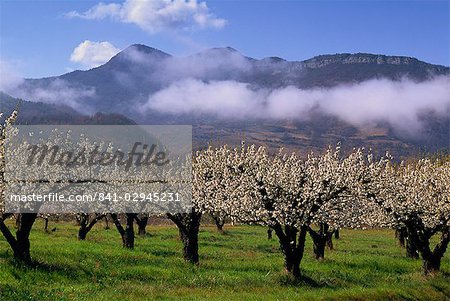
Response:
[0,221,449,301]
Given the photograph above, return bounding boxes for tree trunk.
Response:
[137,220,147,236]
[180,225,199,263]
[78,226,88,240]
[308,223,333,259]
[326,232,334,250]
[421,230,449,274]
[272,223,307,278]
[104,216,110,230]
[211,214,225,233]
[15,215,20,228]
[134,214,149,236]
[78,214,89,240]
[422,253,441,274]
[405,225,419,259]
[2,213,38,265]
[334,228,340,239]
[167,210,202,264]
[77,213,106,240]
[123,214,136,249]
[110,213,135,249]
[405,218,449,275]
[405,236,419,259]
[43,218,49,233]
[310,232,326,259]
[110,213,125,238]
[395,227,407,248]
[214,219,224,233]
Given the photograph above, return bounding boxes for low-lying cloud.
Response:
[116,46,253,88]
[160,49,252,82]
[0,60,24,92]
[1,72,96,113]
[144,76,450,136]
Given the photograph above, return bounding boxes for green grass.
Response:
[0,221,449,301]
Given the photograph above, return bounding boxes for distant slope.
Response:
[0,92,83,124]
[18,45,449,114]
[0,92,135,125]
[4,45,449,157]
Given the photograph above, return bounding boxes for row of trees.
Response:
[192,143,449,276]
[1,111,449,277]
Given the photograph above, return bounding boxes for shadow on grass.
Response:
[135,233,154,239]
[430,282,450,296]
[1,254,98,282]
[324,257,412,275]
[0,250,12,260]
[279,273,332,288]
[2,256,79,277]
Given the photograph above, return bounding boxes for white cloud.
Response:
[66,0,226,33]
[13,79,97,113]
[160,49,251,81]
[66,3,122,19]
[0,59,24,92]
[0,59,96,112]
[70,40,121,68]
[144,76,450,136]
[145,79,264,118]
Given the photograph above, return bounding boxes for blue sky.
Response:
[0,0,448,78]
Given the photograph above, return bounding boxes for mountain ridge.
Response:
[25,45,448,81]
[4,44,449,157]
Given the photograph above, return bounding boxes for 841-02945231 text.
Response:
[9,192,182,203]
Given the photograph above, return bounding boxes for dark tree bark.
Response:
[43,217,49,233]
[167,209,202,264]
[134,213,149,236]
[15,214,37,263]
[110,213,125,237]
[103,216,110,230]
[267,228,273,239]
[404,223,419,259]
[334,228,340,239]
[405,236,419,259]
[15,214,20,228]
[271,223,307,278]
[326,231,334,250]
[309,228,326,259]
[0,213,37,265]
[77,213,106,240]
[395,226,407,248]
[210,213,225,233]
[308,223,334,259]
[419,229,449,274]
[110,213,136,249]
[123,214,136,248]
[405,217,449,274]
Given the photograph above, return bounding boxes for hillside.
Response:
[3,45,449,156]
[0,92,135,125]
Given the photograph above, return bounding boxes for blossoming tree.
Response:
[194,143,367,277]
[362,156,450,274]
[0,111,39,264]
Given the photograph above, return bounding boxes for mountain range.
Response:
[1,44,449,157]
